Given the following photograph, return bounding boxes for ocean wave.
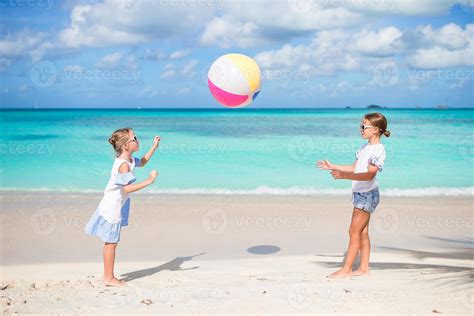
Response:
[1,186,473,196]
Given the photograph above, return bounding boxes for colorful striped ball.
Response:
[208,54,261,108]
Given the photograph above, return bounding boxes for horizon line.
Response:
[1,106,472,111]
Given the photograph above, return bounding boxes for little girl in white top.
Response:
[85,127,160,287]
[317,113,390,279]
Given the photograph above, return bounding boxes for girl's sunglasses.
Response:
[127,136,139,143]
[360,124,375,130]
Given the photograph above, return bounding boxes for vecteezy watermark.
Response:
[62,67,141,84]
[373,207,474,236]
[286,0,314,14]
[0,0,54,9]
[287,283,315,309]
[261,68,313,88]
[0,141,55,157]
[117,284,224,305]
[201,208,228,235]
[404,215,474,229]
[407,68,474,83]
[287,283,395,310]
[30,61,142,88]
[234,216,312,231]
[30,209,57,235]
[158,143,227,156]
[287,136,315,162]
[200,208,312,235]
[372,60,399,87]
[287,0,396,15]
[29,209,140,236]
[114,0,142,14]
[114,0,224,15]
[30,60,57,88]
[372,207,400,236]
[458,0,474,14]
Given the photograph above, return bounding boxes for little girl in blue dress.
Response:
[85,127,160,287]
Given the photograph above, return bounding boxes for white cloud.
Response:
[137,86,158,98]
[182,59,198,78]
[58,0,215,48]
[351,27,403,56]
[327,0,459,15]
[255,29,362,77]
[95,52,138,70]
[144,48,167,61]
[169,50,190,60]
[0,31,45,58]
[200,16,262,48]
[199,0,459,49]
[407,24,474,68]
[160,65,176,79]
[255,23,474,84]
[95,52,123,69]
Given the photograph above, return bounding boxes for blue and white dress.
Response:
[85,156,142,243]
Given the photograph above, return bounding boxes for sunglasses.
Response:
[127,136,139,143]
[360,124,375,130]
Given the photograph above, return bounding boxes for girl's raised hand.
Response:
[148,170,158,183]
[152,136,161,148]
[317,159,333,170]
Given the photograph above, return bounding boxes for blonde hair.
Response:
[108,127,133,156]
[364,113,391,137]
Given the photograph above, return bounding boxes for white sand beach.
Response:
[1,192,473,314]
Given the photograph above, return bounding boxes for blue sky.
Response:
[0,0,473,109]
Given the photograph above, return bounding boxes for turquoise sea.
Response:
[0,109,473,196]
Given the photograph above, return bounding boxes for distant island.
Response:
[367,104,383,109]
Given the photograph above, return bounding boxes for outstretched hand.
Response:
[316,159,333,170]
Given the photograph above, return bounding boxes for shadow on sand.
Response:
[120,252,206,282]
[314,235,473,289]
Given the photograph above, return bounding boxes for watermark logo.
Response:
[372,61,399,87]
[373,207,400,236]
[30,209,57,235]
[287,283,314,309]
[201,208,228,235]
[114,0,142,14]
[30,60,57,88]
[287,135,315,162]
[286,0,314,14]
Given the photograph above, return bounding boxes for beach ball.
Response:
[207,53,261,108]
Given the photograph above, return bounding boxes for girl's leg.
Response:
[103,242,125,286]
[353,223,371,276]
[328,208,370,278]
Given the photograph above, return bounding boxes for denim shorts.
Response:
[352,187,380,214]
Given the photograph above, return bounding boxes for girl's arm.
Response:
[140,136,161,167]
[330,164,379,181]
[317,159,356,172]
[118,162,158,194]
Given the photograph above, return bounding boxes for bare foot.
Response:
[103,277,126,287]
[352,269,370,277]
[327,269,352,278]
